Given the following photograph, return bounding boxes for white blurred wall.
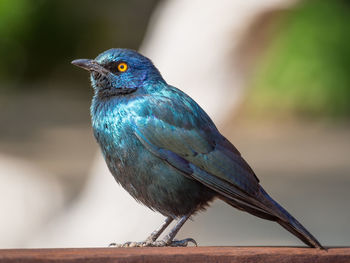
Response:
[141,0,297,125]
[0,154,64,248]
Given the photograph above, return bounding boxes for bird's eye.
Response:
[117,62,128,72]
[104,61,128,74]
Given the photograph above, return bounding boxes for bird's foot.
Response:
[168,238,197,247]
[109,241,148,247]
[109,238,197,247]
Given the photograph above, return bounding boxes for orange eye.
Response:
[117,62,128,72]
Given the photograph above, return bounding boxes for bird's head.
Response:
[72,48,163,98]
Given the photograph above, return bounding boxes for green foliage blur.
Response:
[0,0,158,89]
[247,0,350,119]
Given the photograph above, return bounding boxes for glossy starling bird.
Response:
[72,48,323,248]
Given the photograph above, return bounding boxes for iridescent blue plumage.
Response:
[72,48,323,248]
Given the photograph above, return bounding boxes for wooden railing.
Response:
[0,247,349,263]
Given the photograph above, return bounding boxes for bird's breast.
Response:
[92,104,137,160]
[90,97,216,217]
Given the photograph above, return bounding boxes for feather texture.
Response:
[72,48,323,249]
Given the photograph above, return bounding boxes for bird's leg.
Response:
[110,217,173,247]
[111,214,196,247]
[161,213,197,247]
[145,217,173,243]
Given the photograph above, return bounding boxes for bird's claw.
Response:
[169,238,197,247]
[108,238,197,247]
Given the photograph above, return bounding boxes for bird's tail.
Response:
[223,187,324,249]
[257,187,324,249]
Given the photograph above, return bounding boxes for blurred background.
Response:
[0,0,349,248]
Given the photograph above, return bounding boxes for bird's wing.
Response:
[129,91,323,249]
[131,92,260,200]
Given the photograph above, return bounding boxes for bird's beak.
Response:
[71,59,109,75]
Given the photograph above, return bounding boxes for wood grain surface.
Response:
[0,247,349,263]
